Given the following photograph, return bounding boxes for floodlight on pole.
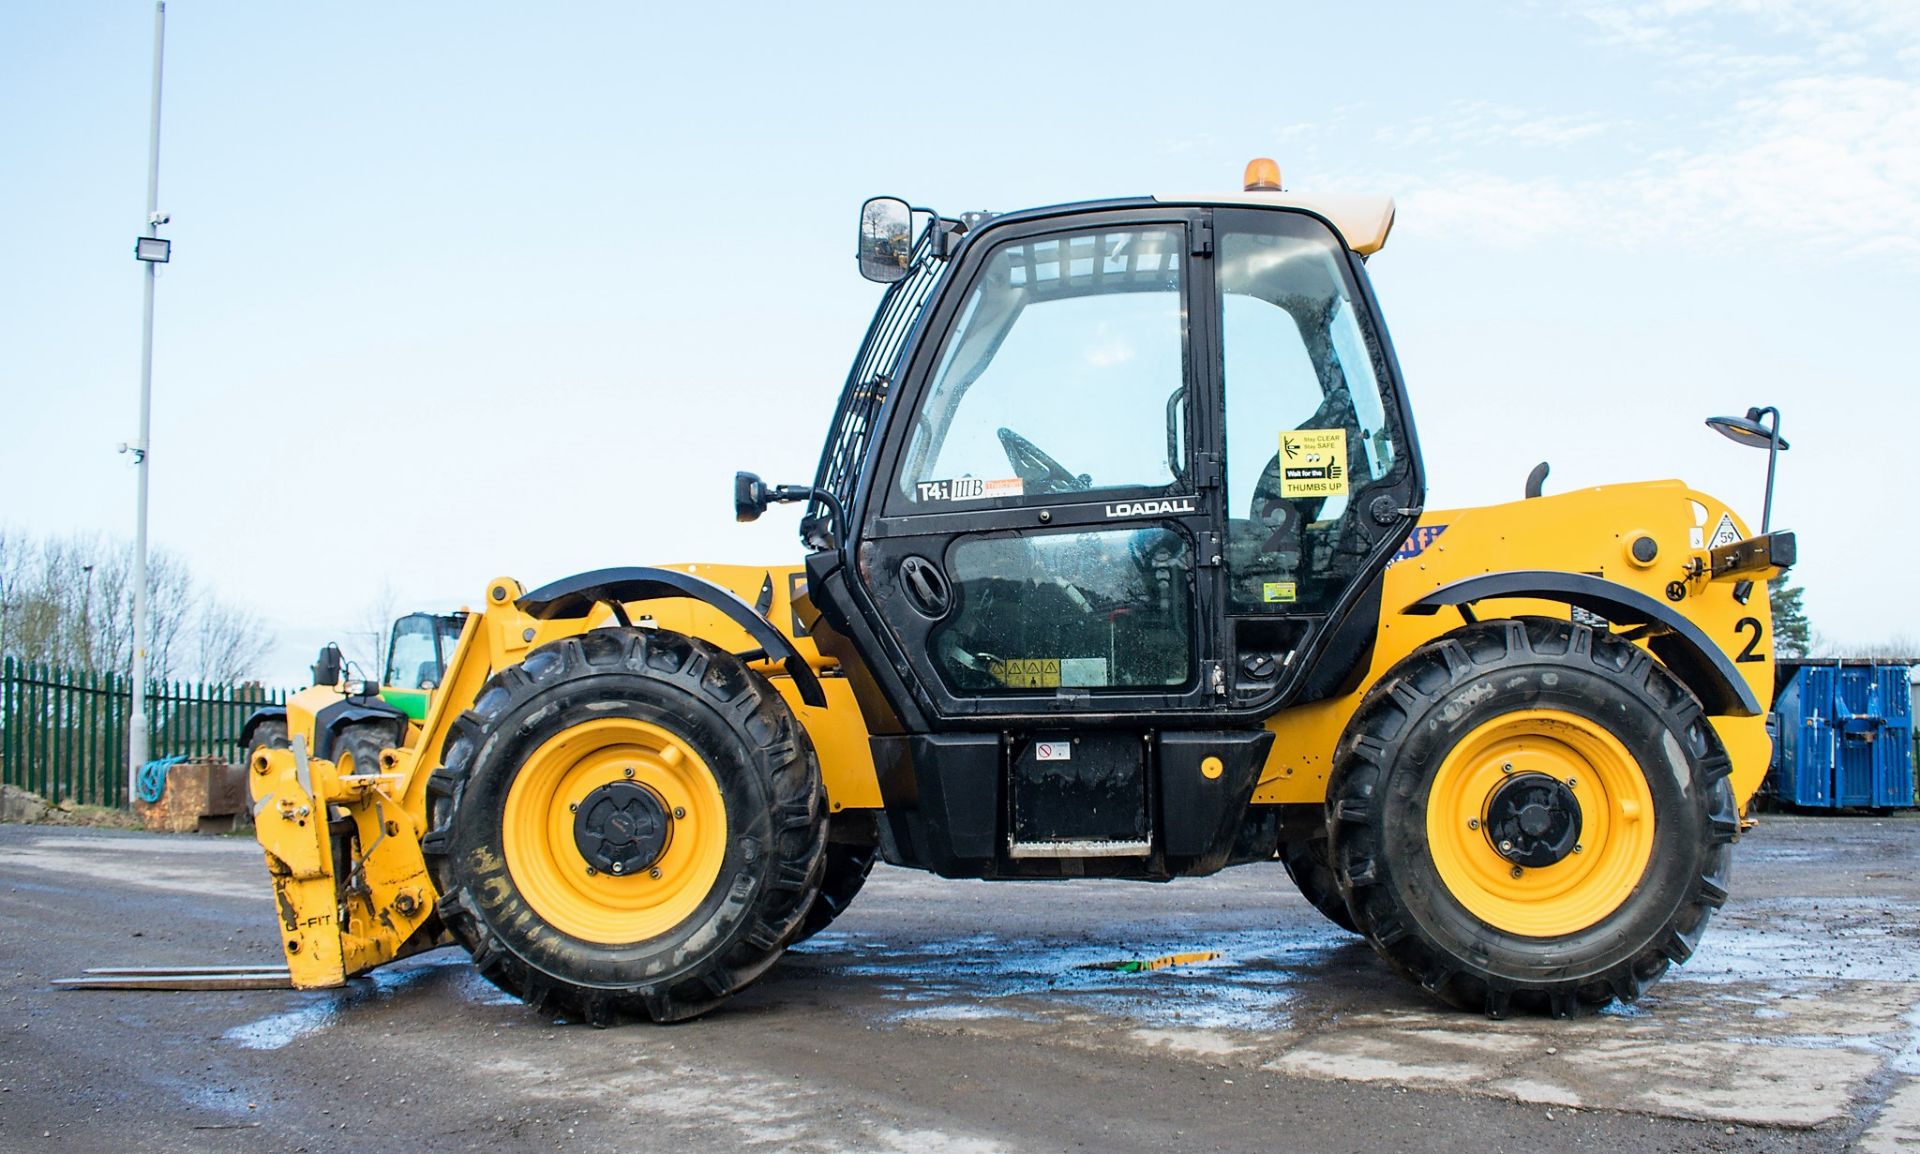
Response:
[126,0,168,801]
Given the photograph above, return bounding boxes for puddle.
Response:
[1896,1002,1920,1076]
[794,925,1347,1033]
[222,957,471,1050]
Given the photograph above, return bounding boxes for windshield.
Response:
[894,226,1187,507]
[384,614,464,690]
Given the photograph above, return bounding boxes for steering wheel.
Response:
[997,427,1090,495]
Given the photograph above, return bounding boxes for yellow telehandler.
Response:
[238,160,1795,1024]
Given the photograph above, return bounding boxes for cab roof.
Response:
[1151,191,1397,255]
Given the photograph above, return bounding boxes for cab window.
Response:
[386,617,440,690]
[892,226,1188,510]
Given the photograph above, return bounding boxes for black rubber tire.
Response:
[789,843,878,945]
[1327,617,1738,1019]
[421,627,826,1025]
[244,719,290,763]
[1280,835,1359,934]
[328,720,394,776]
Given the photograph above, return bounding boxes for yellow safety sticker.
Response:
[1262,581,1297,603]
[990,658,1061,688]
[1279,429,1347,499]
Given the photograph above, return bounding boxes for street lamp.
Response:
[1704,406,1788,533]
[126,0,168,799]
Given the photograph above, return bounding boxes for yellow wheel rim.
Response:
[1425,709,1656,938]
[501,717,728,945]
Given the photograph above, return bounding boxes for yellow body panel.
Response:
[1254,480,1775,809]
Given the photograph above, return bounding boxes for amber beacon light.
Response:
[1243,157,1283,191]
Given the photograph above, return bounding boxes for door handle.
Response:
[899,556,951,618]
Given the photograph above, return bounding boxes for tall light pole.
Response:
[127,0,170,800]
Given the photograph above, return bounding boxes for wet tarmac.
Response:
[1,814,1915,1152]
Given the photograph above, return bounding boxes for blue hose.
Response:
[135,755,191,804]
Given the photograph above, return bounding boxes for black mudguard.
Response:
[237,706,287,751]
[1404,570,1761,717]
[517,566,827,708]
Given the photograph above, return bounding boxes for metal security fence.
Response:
[0,658,287,808]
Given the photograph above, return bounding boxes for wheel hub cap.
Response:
[1485,772,1582,868]
[572,781,671,875]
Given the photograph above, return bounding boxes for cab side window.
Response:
[1218,218,1402,613]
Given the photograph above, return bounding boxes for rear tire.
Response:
[789,843,878,944]
[1328,617,1737,1018]
[1280,835,1358,934]
[421,627,826,1024]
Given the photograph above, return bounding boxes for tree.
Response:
[1769,576,1810,659]
[0,529,273,683]
[195,600,273,685]
[345,579,399,684]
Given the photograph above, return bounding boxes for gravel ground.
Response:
[0,814,1915,1153]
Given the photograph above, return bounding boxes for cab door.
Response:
[1210,208,1424,705]
[854,209,1221,722]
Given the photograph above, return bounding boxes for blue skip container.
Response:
[1768,661,1916,809]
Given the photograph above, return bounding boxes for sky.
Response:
[2,0,1916,687]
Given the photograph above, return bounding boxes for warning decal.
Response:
[1262,581,1297,603]
[1708,513,1741,549]
[1279,429,1348,499]
[916,476,1023,503]
[990,658,1061,688]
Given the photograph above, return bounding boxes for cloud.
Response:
[1571,0,1920,75]
[1384,2,1920,259]
[1374,101,1621,151]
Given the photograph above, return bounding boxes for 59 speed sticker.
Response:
[915,476,1023,503]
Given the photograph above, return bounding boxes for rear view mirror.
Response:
[734,471,770,522]
[858,196,913,283]
[310,643,343,687]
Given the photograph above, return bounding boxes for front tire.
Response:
[1328,617,1738,1018]
[422,627,826,1024]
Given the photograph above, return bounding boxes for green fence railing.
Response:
[0,657,288,809]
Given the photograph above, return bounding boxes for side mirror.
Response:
[735,471,770,522]
[858,196,913,283]
[310,643,343,687]
[733,471,845,545]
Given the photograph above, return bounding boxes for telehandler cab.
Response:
[244,160,1794,1024]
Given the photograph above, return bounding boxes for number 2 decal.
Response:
[1733,616,1766,663]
